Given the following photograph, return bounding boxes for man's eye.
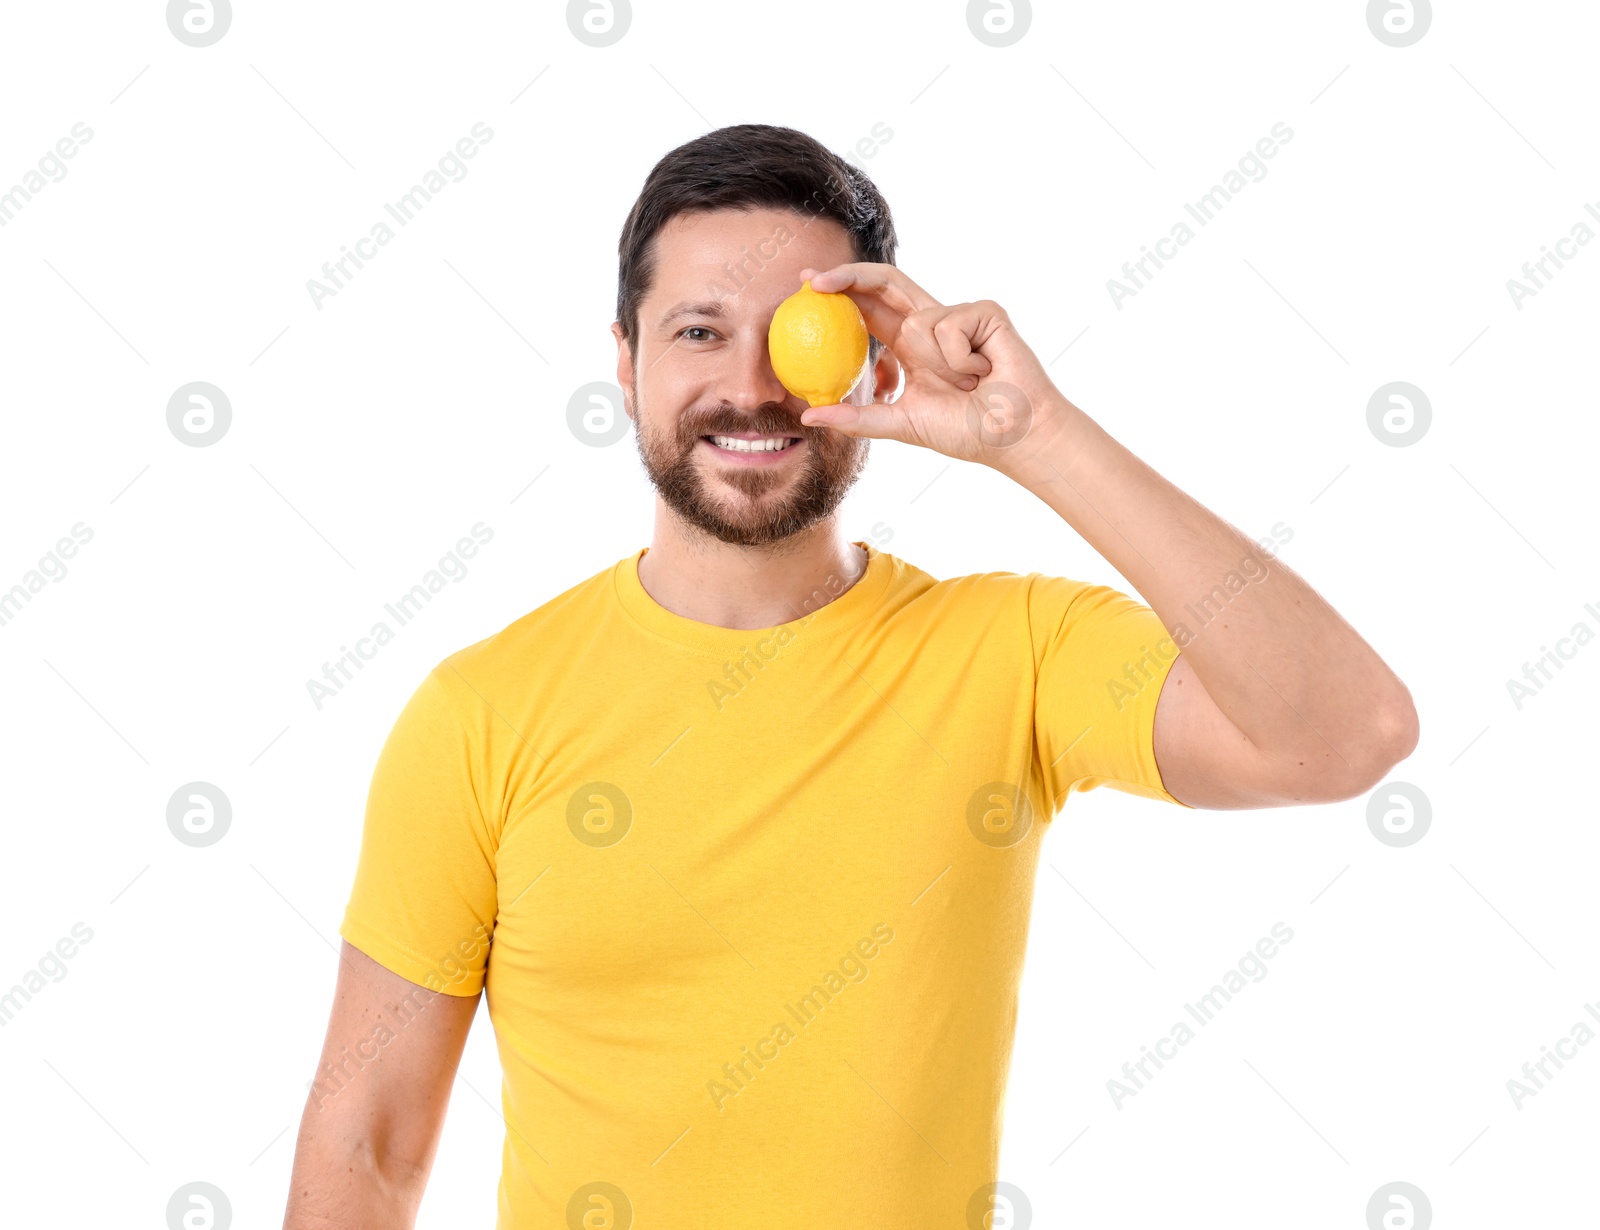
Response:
[680,326,715,342]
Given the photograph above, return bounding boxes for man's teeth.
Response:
[708,435,798,453]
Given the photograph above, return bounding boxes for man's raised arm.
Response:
[796,261,1419,809]
[997,399,1418,808]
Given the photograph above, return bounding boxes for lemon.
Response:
[767,280,870,408]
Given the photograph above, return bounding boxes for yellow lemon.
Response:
[767,280,870,408]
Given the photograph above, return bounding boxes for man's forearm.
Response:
[999,395,1417,778]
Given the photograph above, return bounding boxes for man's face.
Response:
[614,208,882,548]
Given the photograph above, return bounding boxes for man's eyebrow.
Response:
[656,300,727,329]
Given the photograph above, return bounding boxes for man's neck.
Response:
[636,506,869,630]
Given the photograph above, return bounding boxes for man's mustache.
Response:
[678,403,809,440]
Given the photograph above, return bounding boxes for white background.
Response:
[1,1,1595,1226]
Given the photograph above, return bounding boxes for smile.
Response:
[704,435,801,453]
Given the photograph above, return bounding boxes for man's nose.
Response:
[716,333,795,411]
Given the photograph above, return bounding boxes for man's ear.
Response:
[611,321,636,421]
[869,342,902,404]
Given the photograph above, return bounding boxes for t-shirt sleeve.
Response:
[338,661,500,996]
[1028,574,1192,811]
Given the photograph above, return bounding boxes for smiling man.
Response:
[282,124,1418,1229]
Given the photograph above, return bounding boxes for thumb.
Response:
[799,402,906,440]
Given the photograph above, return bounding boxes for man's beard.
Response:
[631,392,869,548]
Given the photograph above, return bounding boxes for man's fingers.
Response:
[896,309,962,385]
[932,305,995,379]
[808,263,941,317]
[798,401,910,443]
[897,304,996,388]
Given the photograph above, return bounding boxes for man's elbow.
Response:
[1269,684,1417,807]
[1377,684,1421,767]
[1321,685,1421,803]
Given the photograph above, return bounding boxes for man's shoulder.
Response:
[429,554,627,685]
[881,551,1068,610]
[878,552,1127,643]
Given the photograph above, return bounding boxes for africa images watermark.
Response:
[0,522,94,630]
[305,122,495,309]
[692,122,894,316]
[697,216,801,318]
[1107,922,1294,1109]
[1503,598,1600,711]
[1108,123,1295,309]
[0,122,94,229]
[1505,998,1600,1111]
[711,120,892,312]
[1108,522,1293,711]
[0,922,95,1028]
[305,522,493,710]
[706,922,895,1112]
[309,921,491,1109]
[1504,197,1600,310]
[705,522,893,712]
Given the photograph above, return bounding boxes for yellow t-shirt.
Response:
[339,542,1188,1228]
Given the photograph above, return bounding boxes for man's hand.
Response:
[797,263,1062,469]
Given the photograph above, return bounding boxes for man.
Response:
[282,124,1417,1228]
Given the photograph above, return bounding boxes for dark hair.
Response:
[615,124,897,352]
